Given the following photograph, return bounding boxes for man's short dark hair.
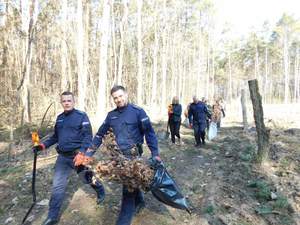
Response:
[110,85,126,95]
[61,91,74,98]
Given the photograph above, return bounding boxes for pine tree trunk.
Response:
[248,79,270,164]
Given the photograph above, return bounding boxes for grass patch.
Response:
[279,157,291,170]
[248,180,271,201]
[273,196,289,210]
[203,204,215,215]
[279,215,294,225]
[0,165,26,177]
[239,145,255,162]
[255,204,273,215]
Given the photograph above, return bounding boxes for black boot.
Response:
[92,182,105,204]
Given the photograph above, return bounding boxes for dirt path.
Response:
[1,122,299,225]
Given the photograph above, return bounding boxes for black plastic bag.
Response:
[149,160,191,214]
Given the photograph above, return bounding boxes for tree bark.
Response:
[76,0,88,110]
[60,0,68,92]
[97,0,110,120]
[160,0,167,110]
[136,0,143,105]
[117,0,128,85]
[248,79,270,164]
[151,7,158,106]
[283,30,289,104]
[18,0,38,124]
[241,89,248,131]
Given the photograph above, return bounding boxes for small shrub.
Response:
[248,180,271,201]
[255,205,273,215]
[279,157,291,170]
[204,204,215,215]
[273,196,289,210]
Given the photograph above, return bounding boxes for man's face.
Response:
[112,89,128,108]
[61,94,75,112]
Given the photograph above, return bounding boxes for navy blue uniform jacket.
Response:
[188,102,210,130]
[89,104,159,157]
[43,109,92,153]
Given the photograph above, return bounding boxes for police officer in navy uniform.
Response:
[36,91,105,225]
[86,85,161,225]
[188,95,211,147]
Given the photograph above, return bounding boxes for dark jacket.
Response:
[188,101,211,126]
[170,104,182,123]
[89,103,159,157]
[43,109,93,153]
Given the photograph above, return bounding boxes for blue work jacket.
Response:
[188,101,210,126]
[43,109,92,153]
[89,104,159,157]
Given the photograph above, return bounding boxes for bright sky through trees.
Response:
[215,0,300,38]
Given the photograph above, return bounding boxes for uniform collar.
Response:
[64,108,75,115]
[117,103,129,113]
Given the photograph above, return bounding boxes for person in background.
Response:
[188,96,211,147]
[169,96,182,145]
[86,85,161,225]
[34,91,105,225]
[212,98,225,128]
[201,97,212,131]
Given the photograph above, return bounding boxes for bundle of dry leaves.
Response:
[94,131,154,192]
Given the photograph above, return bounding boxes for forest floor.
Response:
[1,106,300,225]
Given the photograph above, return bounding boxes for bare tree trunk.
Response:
[283,31,289,104]
[76,0,88,110]
[294,46,299,102]
[160,0,167,110]
[264,47,268,104]
[228,50,232,103]
[97,0,110,120]
[60,0,68,92]
[297,48,300,102]
[18,0,38,124]
[111,0,117,84]
[136,0,143,105]
[241,89,248,131]
[206,34,210,99]
[248,79,270,164]
[255,44,259,80]
[151,9,158,106]
[211,44,215,100]
[117,0,128,85]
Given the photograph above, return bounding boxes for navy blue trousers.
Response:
[193,122,206,145]
[116,151,145,225]
[47,154,103,220]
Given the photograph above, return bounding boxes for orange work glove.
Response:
[73,152,94,166]
[73,152,85,166]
